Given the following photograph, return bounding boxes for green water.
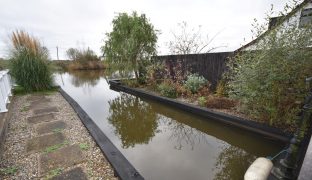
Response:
[55,70,285,180]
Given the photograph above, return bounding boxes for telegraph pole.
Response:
[56,46,59,60]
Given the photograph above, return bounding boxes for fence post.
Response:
[0,70,12,113]
[3,70,12,97]
[0,74,8,112]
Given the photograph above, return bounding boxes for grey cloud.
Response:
[0,0,290,59]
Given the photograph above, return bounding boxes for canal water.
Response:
[54,70,285,180]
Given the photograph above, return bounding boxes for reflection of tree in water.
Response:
[108,93,158,148]
[159,116,209,150]
[213,144,256,180]
[68,70,106,87]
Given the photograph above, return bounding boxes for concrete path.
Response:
[0,93,116,179]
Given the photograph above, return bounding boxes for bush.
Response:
[197,85,211,97]
[205,96,237,109]
[227,24,312,127]
[66,48,99,62]
[158,81,177,98]
[184,74,207,93]
[175,83,191,97]
[146,62,167,84]
[198,96,207,107]
[215,80,227,97]
[9,30,53,92]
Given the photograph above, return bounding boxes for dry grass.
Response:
[9,30,52,91]
[67,61,107,70]
[11,30,42,55]
[205,95,237,109]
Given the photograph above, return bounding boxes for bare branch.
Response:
[168,22,225,55]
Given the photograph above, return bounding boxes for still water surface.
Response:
[54,70,284,180]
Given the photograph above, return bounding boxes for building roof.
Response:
[235,0,312,52]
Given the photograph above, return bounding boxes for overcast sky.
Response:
[0,0,292,59]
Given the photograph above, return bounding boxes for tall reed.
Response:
[9,30,53,91]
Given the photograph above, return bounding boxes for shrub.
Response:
[215,80,227,97]
[123,79,140,88]
[198,96,207,107]
[184,74,207,93]
[66,48,99,62]
[146,62,167,84]
[175,83,191,97]
[158,81,177,98]
[9,30,53,92]
[227,23,312,127]
[205,96,237,109]
[197,85,211,97]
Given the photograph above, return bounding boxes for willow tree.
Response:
[102,12,158,83]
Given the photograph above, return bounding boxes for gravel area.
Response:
[0,92,117,180]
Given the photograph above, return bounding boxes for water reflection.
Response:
[55,71,285,180]
[68,70,106,87]
[160,117,209,150]
[108,93,158,148]
[213,145,255,180]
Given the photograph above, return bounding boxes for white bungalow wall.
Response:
[242,2,312,51]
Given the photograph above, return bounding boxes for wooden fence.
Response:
[155,52,234,89]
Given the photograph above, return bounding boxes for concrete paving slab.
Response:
[33,106,59,115]
[27,113,55,124]
[30,99,52,110]
[26,133,65,152]
[36,120,66,135]
[39,145,85,174]
[27,95,47,102]
[51,167,88,180]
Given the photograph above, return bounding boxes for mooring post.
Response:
[271,77,312,179]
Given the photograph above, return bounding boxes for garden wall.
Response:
[155,52,234,89]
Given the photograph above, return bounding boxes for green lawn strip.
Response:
[13,85,59,96]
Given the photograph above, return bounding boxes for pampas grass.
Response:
[9,30,53,92]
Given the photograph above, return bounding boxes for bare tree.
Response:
[168,21,224,55]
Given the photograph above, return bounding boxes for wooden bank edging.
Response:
[58,88,144,180]
[109,80,292,143]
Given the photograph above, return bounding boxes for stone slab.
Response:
[27,113,55,124]
[27,95,47,102]
[39,145,85,174]
[30,99,51,110]
[33,106,59,115]
[26,133,65,152]
[36,120,66,135]
[51,167,88,180]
